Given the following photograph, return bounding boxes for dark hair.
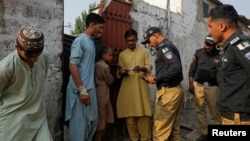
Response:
[124,29,138,39]
[86,13,105,28]
[208,4,239,28]
[101,45,112,55]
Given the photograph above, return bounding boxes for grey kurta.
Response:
[116,46,152,118]
[0,51,52,141]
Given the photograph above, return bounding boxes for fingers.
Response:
[80,95,90,105]
[119,68,130,75]
[145,76,156,84]
[100,0,106,6]
[83,99,90,105]
[133,66,141,73]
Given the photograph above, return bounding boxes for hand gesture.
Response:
[80,94,90,105]
[98,0,106,15]
[145,75,156,84]
[133,66,141,73]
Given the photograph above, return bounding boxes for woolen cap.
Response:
[141,27,161,44]
[17,27,44,53]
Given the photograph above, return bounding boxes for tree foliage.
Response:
[70,3,97,35]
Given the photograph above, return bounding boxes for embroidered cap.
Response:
[204,34,214,45]
[17,27,44,53]
[141,27,161,45]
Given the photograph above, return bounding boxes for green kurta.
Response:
[116,46,152,118]
[0,51,52,141]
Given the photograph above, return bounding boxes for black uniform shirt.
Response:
[217,30,250,113]
[155,39,183,89]
[189,47,219,85]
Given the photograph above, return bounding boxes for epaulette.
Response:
[230,34,250,45]
[229,36,241,45]
[159,39,172,48]
[159,40,172,53]
[161,47,169,53]
[231,34,250,50]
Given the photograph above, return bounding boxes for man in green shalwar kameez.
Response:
[0,27,53,141]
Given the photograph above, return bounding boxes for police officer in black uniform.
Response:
[141,27,184,141]
[189,35,221,141]
[208,4,250,125]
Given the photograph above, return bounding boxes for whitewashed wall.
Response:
[130,0,249,128]
[132,0,249,92]
[0,0,63,140]
[131,0,210,103]
[143,0,182,13]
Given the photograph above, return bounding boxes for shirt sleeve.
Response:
[0,59,13,105]
[102,66,114,85]
[233,41,250,72]
[144,49,153,74]
[189,52,198,77]
[69,37,84,65]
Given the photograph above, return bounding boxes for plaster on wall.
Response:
[0,0,64,140]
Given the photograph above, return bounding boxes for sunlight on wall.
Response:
[143,0,182,14]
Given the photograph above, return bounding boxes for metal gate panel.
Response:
[101,0,132,64]
[101,1,132,140]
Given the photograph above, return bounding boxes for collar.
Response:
[222,30,243,50]
[157,39,168,50]
[82,33,93,40]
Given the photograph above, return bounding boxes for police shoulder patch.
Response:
[237,40,250,50]
[165,51,173,59]
[245,51,250,60]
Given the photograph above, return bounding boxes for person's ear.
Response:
[15,45,19,50]
[219,21,226,32]
[89,23,95,28]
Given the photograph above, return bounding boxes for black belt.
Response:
[197,81,217,86]
[221,112,250,121]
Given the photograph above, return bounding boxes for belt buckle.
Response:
[203,81,209,86]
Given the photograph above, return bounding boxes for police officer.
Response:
[208,4,250,125]
[141,27,184,141]
[189,35,221,141]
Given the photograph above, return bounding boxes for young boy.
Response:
[94,46,114,141]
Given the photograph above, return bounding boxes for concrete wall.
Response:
[130,0,210,102]
[130,0,250,103]
[0,0,64,140]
